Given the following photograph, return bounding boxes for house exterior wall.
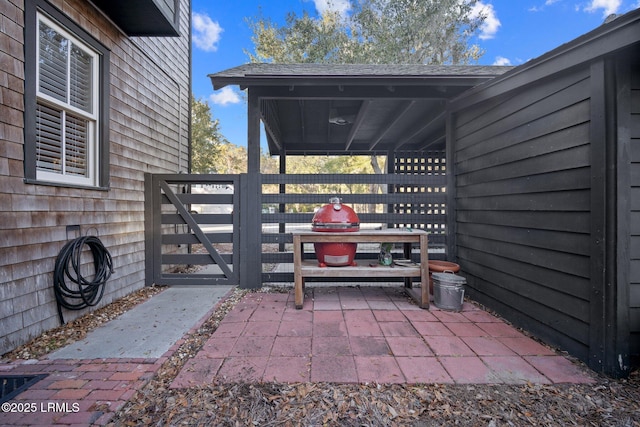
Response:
[629,52,640,357]
[448,28,639,376]
[449,66,594,363]
[0,0,190,355]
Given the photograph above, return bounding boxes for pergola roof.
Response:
[209,63,513,155]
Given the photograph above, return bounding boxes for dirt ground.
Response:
[107,288,640,427]
[4,286,640,426]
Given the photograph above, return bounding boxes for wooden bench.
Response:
[292,229,429,309]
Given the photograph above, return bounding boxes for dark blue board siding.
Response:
[452,68,593,361]
[630,63,640,355]
[449,13,640,376]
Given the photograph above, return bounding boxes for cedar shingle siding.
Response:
[0,0,190,355]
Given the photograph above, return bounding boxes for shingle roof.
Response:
[213,63,511,77]
[209,63,514,89]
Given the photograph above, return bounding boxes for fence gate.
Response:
[145,173,239,286]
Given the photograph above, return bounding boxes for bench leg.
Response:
[403,242,412,288]
[420,234,429,309]
[295,277,304,309]
[293,235,304,309]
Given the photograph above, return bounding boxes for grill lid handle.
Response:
[330,197,342,210]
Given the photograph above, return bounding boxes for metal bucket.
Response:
[432,272,466,311]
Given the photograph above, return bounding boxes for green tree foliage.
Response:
[246,0,486,65]
[348,0,485,64]
[190,96,228,173]
[215,142,247,174]
[191,95,283,176]
[261,155,385,213]
[246,11,349,63]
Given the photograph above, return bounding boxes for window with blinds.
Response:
[35,13,98,186]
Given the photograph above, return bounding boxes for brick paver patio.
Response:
[0,286,596,426]
[171,286,595,387]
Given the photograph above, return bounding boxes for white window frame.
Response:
[35,12,100,187]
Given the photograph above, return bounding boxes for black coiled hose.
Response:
[53,235,114,324]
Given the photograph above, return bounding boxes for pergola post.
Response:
[239,89,263,289]
[386,150,395,229]
[279,151,286,252]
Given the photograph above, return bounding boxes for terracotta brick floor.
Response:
[0,357,164,426]
[170,286,596,387]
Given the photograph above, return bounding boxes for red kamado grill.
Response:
[312,197,360,267]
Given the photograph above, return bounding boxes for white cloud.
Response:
[584,0,622,16]
[312,0,351,16]
[471,1,501,40]
[210,87,241,106]
[493,56,512,66]
[192,12,223,52]
[528,0,559,12]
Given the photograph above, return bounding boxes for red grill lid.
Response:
[312,197,360,232]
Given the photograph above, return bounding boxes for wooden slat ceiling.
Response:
[209,64,513,155]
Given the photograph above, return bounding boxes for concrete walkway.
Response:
[49,286,233,359]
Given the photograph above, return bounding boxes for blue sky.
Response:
[191,0,640,148]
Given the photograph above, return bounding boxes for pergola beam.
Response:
[345,100,372,150]
[394,108,446,150]
[369,100,415,150]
